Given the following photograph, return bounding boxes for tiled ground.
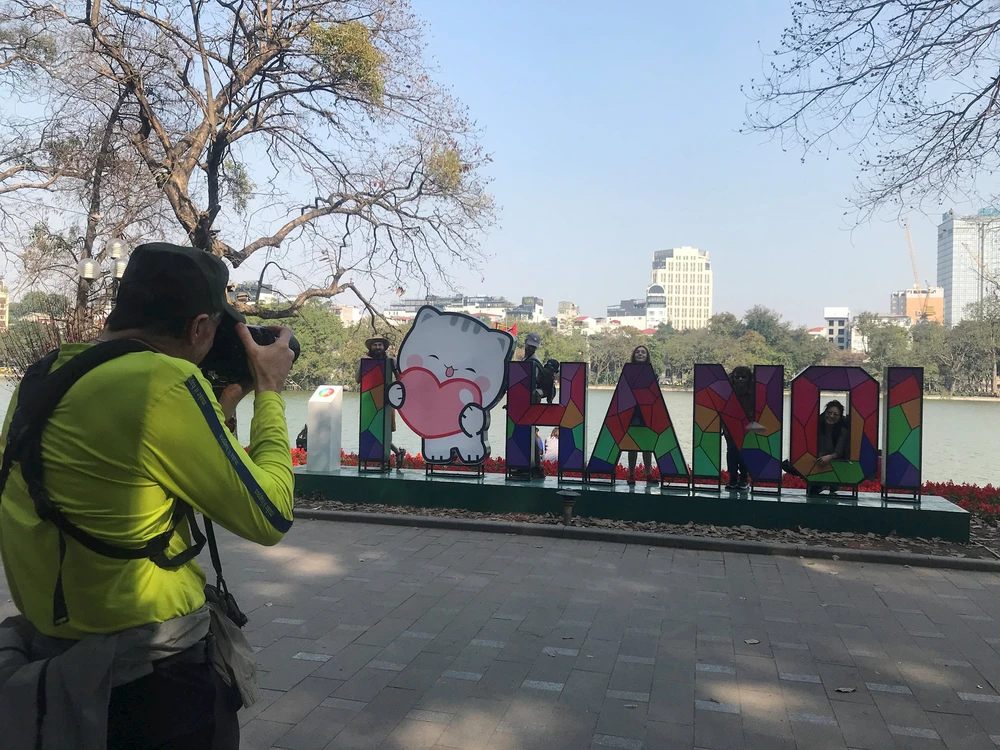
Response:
[8,519,1000,749]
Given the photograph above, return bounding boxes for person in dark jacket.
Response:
[781,399,850,495]
[724,366,753,491]
[626,346,656,486]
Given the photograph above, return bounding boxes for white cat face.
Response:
[398,306,514,407]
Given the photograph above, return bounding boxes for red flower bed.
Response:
[287,449,1000,523]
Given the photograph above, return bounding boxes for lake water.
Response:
[0,382,994,485]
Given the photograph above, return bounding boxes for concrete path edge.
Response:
[294,508,1000,572]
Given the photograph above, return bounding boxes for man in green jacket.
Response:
[0,243,296,748]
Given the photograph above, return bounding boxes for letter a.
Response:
[586,362,687,482]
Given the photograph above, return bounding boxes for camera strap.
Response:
[0,340,227,627]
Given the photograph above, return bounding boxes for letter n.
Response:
[882,367,923,500]
[790,366,879,488]
[358,358,392,471]
[586,362,687,483]
[692,364,784,485]
[505,361,587,479]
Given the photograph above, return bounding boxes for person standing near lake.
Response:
[356,335,406,470]
[626,345,657,486]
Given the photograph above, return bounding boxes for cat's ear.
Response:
[494,332,513,358]
[414,306,441,326]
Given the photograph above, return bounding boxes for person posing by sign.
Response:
[725,366,754,491]
[781,399,851,495]
[356,335,407,469]
[625,346,657,486]
[0,243,297,749]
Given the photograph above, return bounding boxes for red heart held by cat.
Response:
[397,367,484,438]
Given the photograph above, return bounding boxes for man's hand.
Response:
[817,453,837,467]
[237,324,295,394]
[219,382,253,421]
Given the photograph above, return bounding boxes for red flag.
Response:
[509,323,518,338]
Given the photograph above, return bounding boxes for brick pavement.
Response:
[7,519,1000,749]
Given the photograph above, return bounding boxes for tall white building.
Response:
[823,307,851,350]
[937,209,1000,326]
[647,247,713,330]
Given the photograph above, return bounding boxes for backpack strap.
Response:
[0,340,208,626]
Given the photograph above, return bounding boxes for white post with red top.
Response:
[305,385,343,472]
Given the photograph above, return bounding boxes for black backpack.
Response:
[0,340,245,628]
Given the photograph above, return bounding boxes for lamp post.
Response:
[77,239,128,310]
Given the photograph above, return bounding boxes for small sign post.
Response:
[305,385,343,473]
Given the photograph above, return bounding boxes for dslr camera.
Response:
[200,322,301,388]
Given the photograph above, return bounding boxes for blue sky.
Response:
[377,0,966,327]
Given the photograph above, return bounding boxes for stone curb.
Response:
[294,508,1000,572]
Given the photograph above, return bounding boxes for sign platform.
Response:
[293,468,970,543]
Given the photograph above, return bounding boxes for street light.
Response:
[77,239,130,309]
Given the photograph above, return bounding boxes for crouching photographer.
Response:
[0,243,297,749]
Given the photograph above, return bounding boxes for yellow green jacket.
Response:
[0,343,294,639]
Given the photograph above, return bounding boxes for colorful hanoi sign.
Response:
[883,367,924,496]
[358,357,393,469]
[692,365,784,484]
[387,306,514,464]
[505,360,588,476]
[586,362,687,481]
[789,366,879,486]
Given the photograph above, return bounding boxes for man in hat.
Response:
[356,334,406,469]
[0,243,296,748]
[521,331,547,476]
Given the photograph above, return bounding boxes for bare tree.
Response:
[744,1,1000,215]
[0,0,496,317]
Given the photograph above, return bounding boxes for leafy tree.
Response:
[852,311,912,377]
[0,0,496,318]
[9,291,70,320]
[743,306,787,348]
[708,312,745,338]
[911,322,950,393]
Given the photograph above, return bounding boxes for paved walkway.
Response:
[8,520,1000,749]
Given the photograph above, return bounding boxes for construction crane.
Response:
[903,219,933,322]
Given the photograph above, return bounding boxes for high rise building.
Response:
[647,247,713,330]
[889,286,945,325]
[937,209,1000,326]
[823,307,851,350]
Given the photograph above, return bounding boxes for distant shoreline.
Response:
[591,383,1000,402]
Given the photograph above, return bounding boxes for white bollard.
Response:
[305,385,343,473]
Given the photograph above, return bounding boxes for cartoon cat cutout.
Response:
[387,306,514,464]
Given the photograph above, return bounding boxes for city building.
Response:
[647,247,713,330]
[807,326,826,339]
[850,314,913,354]
[555,301,579,331]
[823,307,852,350]
[508,296,546,323]
[937,208,1000,326]
[606,299,648,330]
[889,286,945,325]
[331,304,362,325]
[385,294,515,324]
